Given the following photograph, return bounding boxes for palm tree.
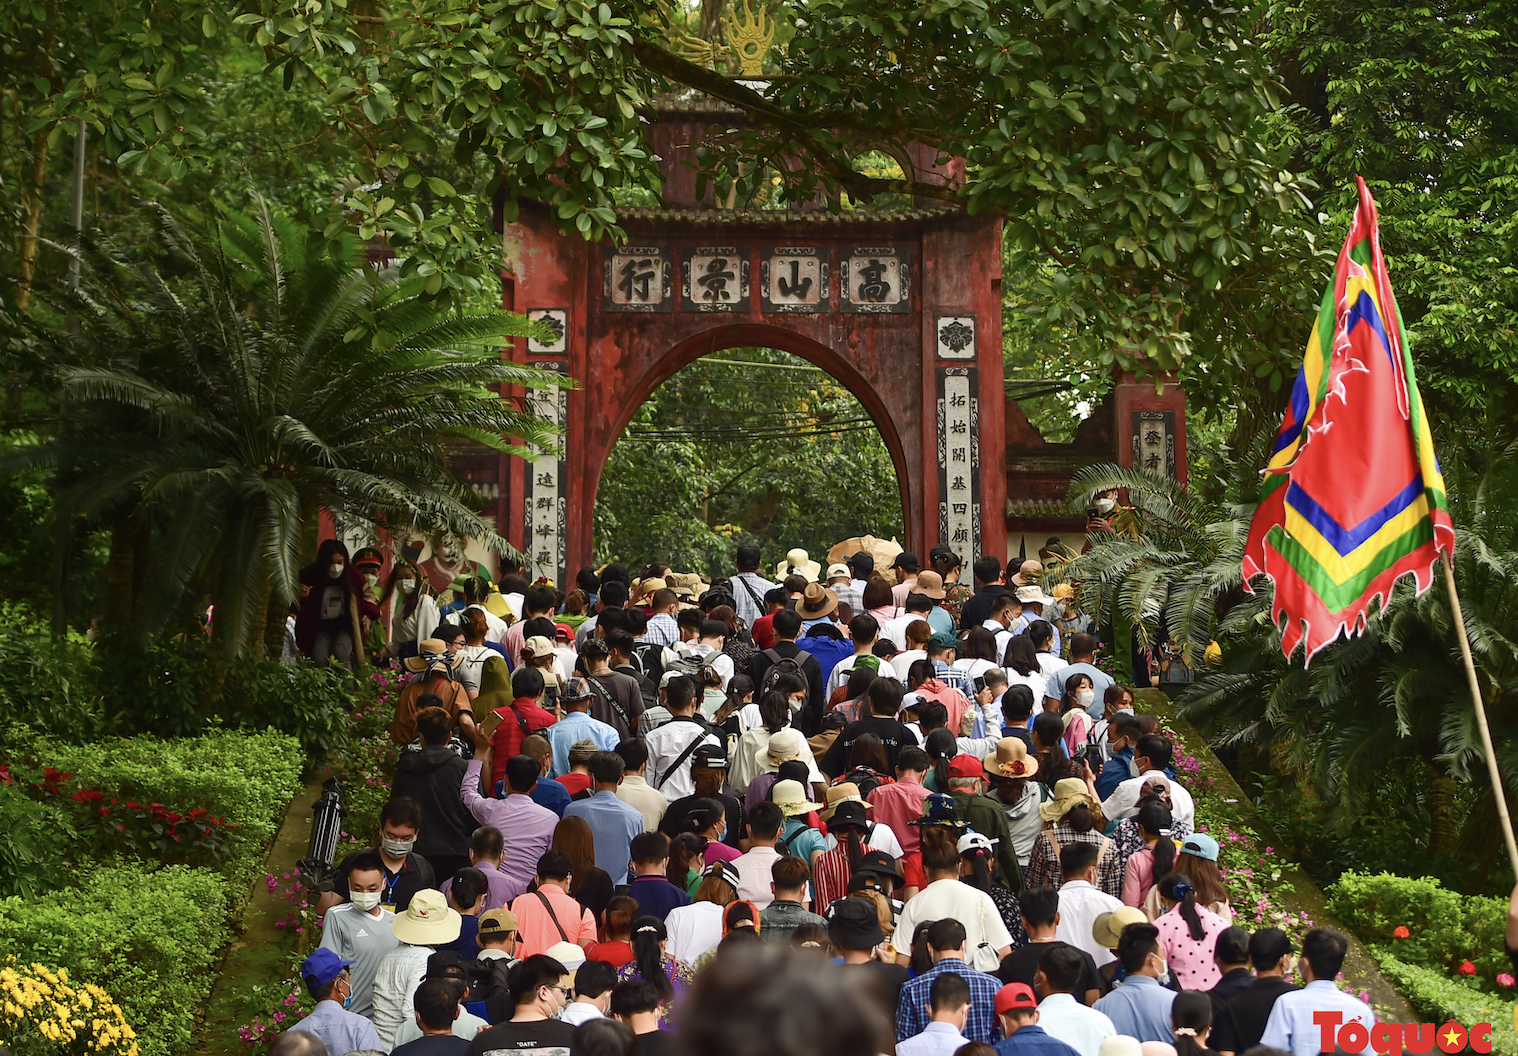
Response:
[17,197,562,656]
[1058,463,1260,669]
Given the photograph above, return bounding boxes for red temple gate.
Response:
[487,94,1009,585]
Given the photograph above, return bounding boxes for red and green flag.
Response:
[1242,177,1454,661]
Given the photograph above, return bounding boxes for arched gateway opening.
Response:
[593,342,907,573]
[489,92,1009,588]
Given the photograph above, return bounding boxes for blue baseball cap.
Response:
[301,947,355,989]
[1181,832,1220,862]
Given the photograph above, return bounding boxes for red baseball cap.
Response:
[994,983,1038,1015]
[554,622,574,640]
[947,754,986,779]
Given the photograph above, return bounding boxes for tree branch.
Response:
[629,38,981,211]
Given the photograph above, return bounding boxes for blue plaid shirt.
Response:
[645,612,680,647]
[896,958,1004,1044]
[933,660,974,698]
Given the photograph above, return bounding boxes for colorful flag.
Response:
[1242,176,1454,661]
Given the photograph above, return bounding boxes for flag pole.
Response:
[1441,550,1518,876]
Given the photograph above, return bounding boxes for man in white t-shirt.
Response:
[886,595,936,650]
[826,613,905,698]
[1099,734,1195,829]
[1054,843,1124,967]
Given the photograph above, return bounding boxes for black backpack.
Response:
[759,647,812,701]
[630,640,665,683]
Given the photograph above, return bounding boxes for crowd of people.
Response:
[274,542,1376,1056]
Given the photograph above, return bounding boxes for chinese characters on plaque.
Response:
[935,314,976,360]
[523,363,568,587]
[526,309,568,353]
[841,246,910,313]
[1131,410,1177,479]
[604,247,672,312]
[682,247,750,311]
[937,367,980,568]
[760,247,829,312]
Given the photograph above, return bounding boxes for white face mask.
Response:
[1094,497,1117,514]
[328,563,345,579]
[380,836,415,858]
[364,573,379,587]
[350,891,382,912]
[399,578,416,593]
[1076,689,1095,708]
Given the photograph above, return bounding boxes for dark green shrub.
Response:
[0,781,75,898]
[0,604,106,742]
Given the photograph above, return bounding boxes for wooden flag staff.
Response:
[1441,550,1518,877]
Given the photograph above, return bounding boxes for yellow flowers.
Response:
[0,960,137,1056]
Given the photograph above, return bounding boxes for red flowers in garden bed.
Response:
[10,760,239,863]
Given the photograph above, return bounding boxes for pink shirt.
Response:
[867,776,931,855]
[1063,710,1093,757]
[510,884,596,959]
[704,841,742,866]
[1154,902,1230,989]
[1122,846,1159,909]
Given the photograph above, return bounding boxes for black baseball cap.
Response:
[848,552,874,574]
[825,897,884,949]
[693,743,729,769]
[893,552,920,572]
[1249,927,1295,967]
[425,949,469,979]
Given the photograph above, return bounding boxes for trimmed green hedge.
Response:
[46,728,304,884]
[1328,872,1509,985]
[0,864,231,1056]
[1376,956,1518,1056]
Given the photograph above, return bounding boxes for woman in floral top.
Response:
[616,915,696,1022]
[933,546,974,624]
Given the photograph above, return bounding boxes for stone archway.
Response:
[486,93,1009,586]
[585,323,915,554]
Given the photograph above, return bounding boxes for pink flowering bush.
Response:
[234,983,310,1050]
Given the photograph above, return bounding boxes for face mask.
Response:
[1094,497,1117,514]
[1128,756,1142,777]
[328,563,344,579]
[380,836,415,858]
[399,578,416,592]
[364,573,379,587]
[350,891,382,912]
[342,984,354,1010]
[1076,689,1095,708]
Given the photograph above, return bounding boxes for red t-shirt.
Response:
[558,772,593,797]
[489,698,559,788]
[901,852,926,892]
[587,940,634,968]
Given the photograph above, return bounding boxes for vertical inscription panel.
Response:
[524,363,569,588]
[937,367,981,567]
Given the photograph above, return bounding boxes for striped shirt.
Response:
[812,841,880,909]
